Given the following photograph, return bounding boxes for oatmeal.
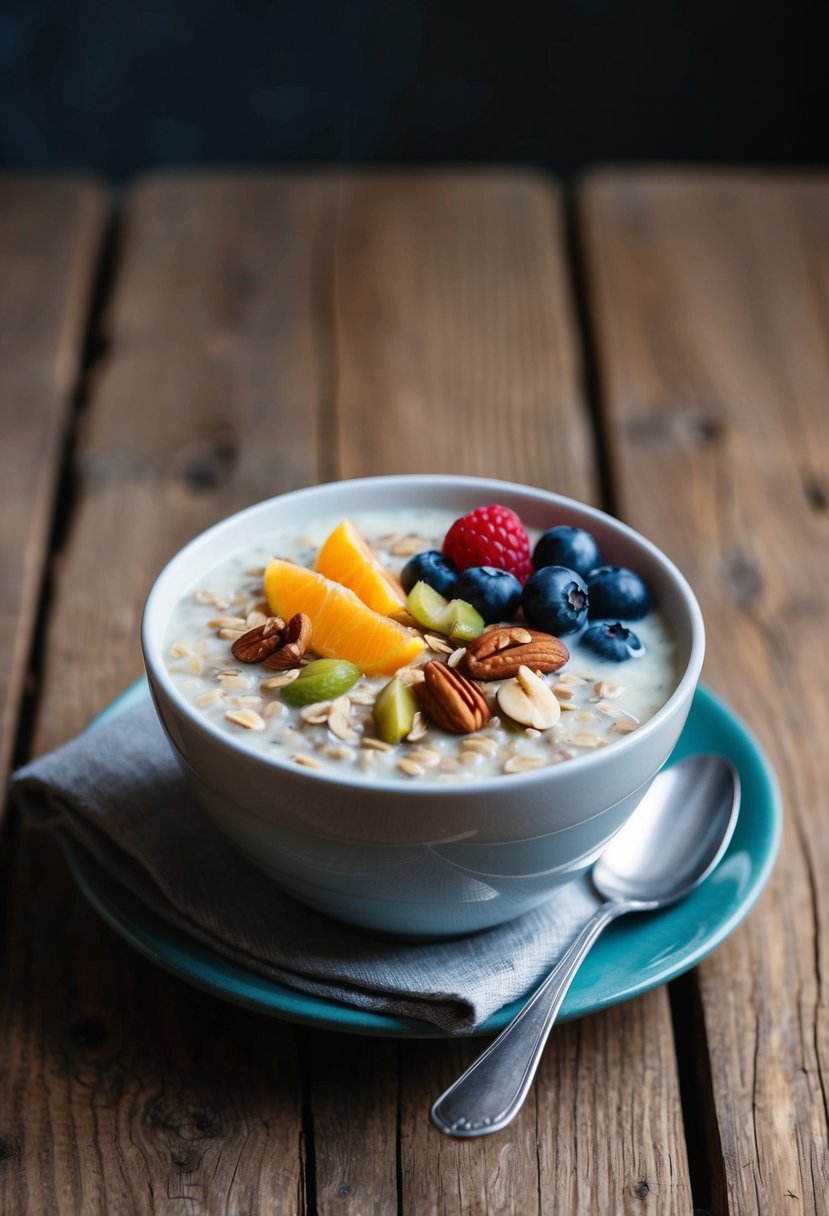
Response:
[163,508,678,781]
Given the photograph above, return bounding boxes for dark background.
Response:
[1,0,827,181]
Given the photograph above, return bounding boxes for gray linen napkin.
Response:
[10,698,602,1032]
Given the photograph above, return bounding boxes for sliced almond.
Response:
[328,696,358,741]
[225,708,266,731]
[261,668,301,691]
[496,665,561,731]
[424,633,454,655]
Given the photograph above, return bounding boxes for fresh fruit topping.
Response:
[315,519,407,616]
[442,504,533,583]
[581,621,645,662]
[415,660,492,734]
[400,549,458,598]
[280,658,361,706]
[373,674,419,744]
[587,566,651,620]
[462,626,569,680]
[407,580,485,642]
[497,665,561,730]
[533,525,602,578]
[264,559,425,675]
[453,566,522,625]
[522,566,589,636]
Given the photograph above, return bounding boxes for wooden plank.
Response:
[331,172,693,1214]
[0,176,105,808]
[580,170,829,1213]
[2,175,348,1214]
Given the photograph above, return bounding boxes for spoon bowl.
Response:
[430,753,740,1138]
[593,753,739,908]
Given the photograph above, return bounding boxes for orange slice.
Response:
[315,519,407,616]
[264,558,425,675]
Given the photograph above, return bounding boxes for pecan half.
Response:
[263,612,313,670]
[231,616,285,663]
[461,626,569,681]
[415,660,492,734]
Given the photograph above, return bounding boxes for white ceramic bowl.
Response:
[142,475,705,937]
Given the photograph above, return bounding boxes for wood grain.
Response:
[580,169,829,1215]
[331,171,692,1214]
[2,171,698,1214]
[1,175,348,1214]
[0,177,105,811]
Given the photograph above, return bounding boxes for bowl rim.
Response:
[141,473,706,796]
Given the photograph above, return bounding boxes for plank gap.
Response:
[564,184,619,517]
[668,971,729,1216]
[8,206,118,789]
[295,1025,319,1216]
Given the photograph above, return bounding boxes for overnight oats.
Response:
[163,504,679,783]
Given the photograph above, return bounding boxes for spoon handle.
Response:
[430,902,621,1138]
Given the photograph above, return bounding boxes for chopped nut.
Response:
[424,633,454,655]
[462,627,568,681]
[405,711,429,742]
[416,661,492,734]
[261,669,301,691]
[497,666,561,730]
[225,709,266,731]
[447,647,466,668]
[231,616,286,663]
[328,696,358,741]
[398,666,427,687]
[263,612,313,671]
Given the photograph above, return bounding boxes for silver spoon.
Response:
[430,753,740,1139]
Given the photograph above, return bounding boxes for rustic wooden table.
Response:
[1,169,827,1215]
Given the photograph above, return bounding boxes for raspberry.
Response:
[442,504,533,583]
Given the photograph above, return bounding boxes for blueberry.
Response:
[533,526,602,578]
[454,566,522,625]
[522,566,589,636]
[587,566,650,620]
[581,621,645,662]
[400,550,458,597]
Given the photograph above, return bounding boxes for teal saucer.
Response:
[69,680,781,1037]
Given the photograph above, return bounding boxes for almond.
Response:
[497,665,561,730]
[415,660,492,734]
[461,626,569,681]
